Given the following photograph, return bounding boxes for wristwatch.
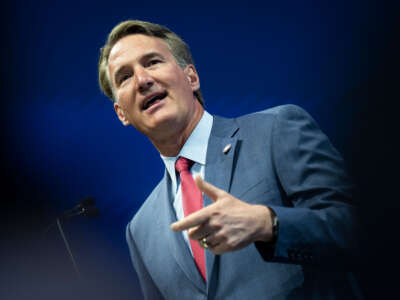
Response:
[270,209,279,244]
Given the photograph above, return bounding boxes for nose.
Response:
[134,66,154,93]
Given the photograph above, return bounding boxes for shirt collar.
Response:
[161,110,213,189]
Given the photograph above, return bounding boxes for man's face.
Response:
[108,34,201,138]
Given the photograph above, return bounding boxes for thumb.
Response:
[194,176,223,202]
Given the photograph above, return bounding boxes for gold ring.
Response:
[199,237,209,249]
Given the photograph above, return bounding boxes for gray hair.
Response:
[98,20,203,105]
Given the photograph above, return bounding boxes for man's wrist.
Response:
[255,205,279,244]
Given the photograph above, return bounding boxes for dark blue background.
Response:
[1,1,394,299]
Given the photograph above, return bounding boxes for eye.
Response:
[147,59,161,67]
[117,72,132,85]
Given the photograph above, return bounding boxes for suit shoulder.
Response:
[238,104,311,120]
[233,104,312,129]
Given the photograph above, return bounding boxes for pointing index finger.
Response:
[170,207,210,232]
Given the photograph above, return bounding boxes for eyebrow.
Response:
[113,52,165,83]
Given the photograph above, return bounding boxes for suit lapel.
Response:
[159,171,206,292]
[204,116,240,286]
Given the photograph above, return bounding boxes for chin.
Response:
[145,111,179,131]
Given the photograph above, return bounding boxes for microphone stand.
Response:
[42,197,99,281]
[56,217,82,280]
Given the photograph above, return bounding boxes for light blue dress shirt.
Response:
[161,111,213,254]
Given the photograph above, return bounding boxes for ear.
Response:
[184,65,200,92]
[114,103,131,126]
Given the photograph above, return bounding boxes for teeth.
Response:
[144,93,166,110]
[147,96,157,104]
[146,96,158,108]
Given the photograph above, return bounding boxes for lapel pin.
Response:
[223,143,232,154]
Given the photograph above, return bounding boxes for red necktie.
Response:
[175,157,206,281]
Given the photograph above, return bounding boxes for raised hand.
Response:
[171,176,274,255]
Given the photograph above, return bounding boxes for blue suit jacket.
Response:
[126,105,363,299]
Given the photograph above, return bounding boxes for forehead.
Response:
[108,34,173,68]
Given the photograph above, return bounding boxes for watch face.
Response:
[272,214,279,240]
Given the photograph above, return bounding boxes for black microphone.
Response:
[60,197,99,220]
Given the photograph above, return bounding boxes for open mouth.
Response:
[143,92,168,110]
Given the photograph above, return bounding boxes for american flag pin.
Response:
[223,144,232,154]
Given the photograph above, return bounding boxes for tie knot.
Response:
[175,157,194,173]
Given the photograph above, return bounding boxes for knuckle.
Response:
[227,238,239,249]
[217,231,228,243]
[218,190,227,198]
[208,218,222,230]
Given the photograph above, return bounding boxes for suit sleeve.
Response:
[126,222,164,300]
[255,105,361,268]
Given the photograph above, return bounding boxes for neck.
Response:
[151,102,204,157]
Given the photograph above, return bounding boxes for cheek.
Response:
[117,90,135,109]
[162,66,189,89]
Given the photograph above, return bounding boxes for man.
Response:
[98,20,362,299]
